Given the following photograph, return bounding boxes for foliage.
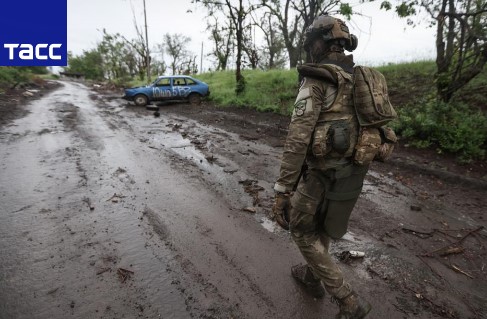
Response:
[22,67,49,75]
[194,0,261,95]
[254,12,288,69]
[97,30,132,80]
[376,0,487,103]
[163,33,192,75]
[0,67,49,90]
[380,60,487,161]
[392,99,487,162]
[196,60,486,161]
[206,16,234,71]
[65,50,105,80]
[123,12,151,81]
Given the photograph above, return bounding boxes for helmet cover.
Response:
[303,15,358,52]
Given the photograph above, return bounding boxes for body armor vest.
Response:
[309,64,359,160]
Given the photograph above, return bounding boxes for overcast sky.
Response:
[67,0,436,70]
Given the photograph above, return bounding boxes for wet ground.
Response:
[1,81,486,319]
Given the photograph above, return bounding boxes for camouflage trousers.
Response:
[289,165,368,299]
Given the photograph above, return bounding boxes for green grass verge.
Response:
[198,69,300,113]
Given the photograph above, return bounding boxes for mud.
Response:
[0,81,486,319]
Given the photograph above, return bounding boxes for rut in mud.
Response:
[0,81,486,319]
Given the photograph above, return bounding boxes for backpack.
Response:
[353,66,397,127]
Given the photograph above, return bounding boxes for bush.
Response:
[392,99,487,162]
[22,67,48,75]
[0,67,29,89]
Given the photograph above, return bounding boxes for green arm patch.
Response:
[292,88,312,118]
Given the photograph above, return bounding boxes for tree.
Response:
[194,0,259,95]
[379,0,487,102]
[254,12,287,69]
[122,18,151,81]
[151,60,167,77]
[163,33,191,75]
[151,44,167,76]
[65,50,104,80]
[180,55,199,74]
[242,24,260,69]
[97,30,130,80]
[206,16,234,71]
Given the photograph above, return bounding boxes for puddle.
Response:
[362,171,415,219]
[151,130,256,209]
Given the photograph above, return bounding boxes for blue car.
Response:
[123,75,210,106]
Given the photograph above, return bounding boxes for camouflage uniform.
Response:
[274,54,367,300]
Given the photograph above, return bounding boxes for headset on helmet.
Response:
[303,14,358,52]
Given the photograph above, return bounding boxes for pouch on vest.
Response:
[330,121,350,154]
[319,165,368,239]
[353,66,397,127]
[312,121,353,158]
[354,127,381,165]
[311,123,332,157]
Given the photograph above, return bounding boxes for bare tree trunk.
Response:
[435,0,450,102]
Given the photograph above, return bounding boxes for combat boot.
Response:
[291,264,325,298]
[334,291,371,319]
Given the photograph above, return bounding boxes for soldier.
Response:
[272,14,396,319]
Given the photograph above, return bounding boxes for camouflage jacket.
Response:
[274,55,358,193]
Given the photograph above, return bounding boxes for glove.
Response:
[272,192,292,230]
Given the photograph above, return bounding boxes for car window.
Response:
[173,78,186,86]
[155,78,170,86]
[185,78,196,85]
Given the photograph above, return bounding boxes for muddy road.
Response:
[1,81,486,319]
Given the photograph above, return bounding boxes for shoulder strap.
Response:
[297,64,337,84]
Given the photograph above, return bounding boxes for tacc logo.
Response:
[4,44,63,60]
[0,0,67,66]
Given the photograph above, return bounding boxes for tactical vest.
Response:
[294,62,396,239]
[309,64,359,160]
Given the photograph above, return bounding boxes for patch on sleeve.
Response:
[292,88,312,118]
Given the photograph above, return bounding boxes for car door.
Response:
[172,77,191,100]
[152,78,171,101]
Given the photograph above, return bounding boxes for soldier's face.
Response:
[310,38,327,63]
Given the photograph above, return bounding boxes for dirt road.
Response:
[1,81,486,319]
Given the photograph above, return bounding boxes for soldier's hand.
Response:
[272,192,292,230]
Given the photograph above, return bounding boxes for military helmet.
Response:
[303,14,358,52]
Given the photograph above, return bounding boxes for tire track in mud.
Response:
[141,202,278,319]
[75,90,263,318]
[142,205,248,318]
[87,117,284,318]
[52,96,156,318]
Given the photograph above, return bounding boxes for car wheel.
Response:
[188,93,201,105]
[134,94,148,106]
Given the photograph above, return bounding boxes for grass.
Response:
[198,69,300,113]
[377,60,487,162]
[194,62,438,116]
[0,67,51,92]
[194,61,487,162]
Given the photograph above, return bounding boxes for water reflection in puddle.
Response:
[152,130,255,209]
